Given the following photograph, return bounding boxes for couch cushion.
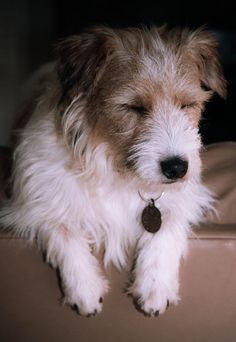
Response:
[0,236,236,342]
[201,142,236,224]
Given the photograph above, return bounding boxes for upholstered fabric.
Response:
[202,142,236,224]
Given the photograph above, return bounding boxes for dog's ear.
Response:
[56,27,117,106]
[187,29,227,98]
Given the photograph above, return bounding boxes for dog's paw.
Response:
[69,296,104,317]
[64,277,109,317]
[130,279,179,317]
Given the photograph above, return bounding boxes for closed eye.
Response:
[181,102,197,110]
[122,104,148,116]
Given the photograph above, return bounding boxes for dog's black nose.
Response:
[160,157,188,180]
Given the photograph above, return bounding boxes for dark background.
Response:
[1,0,236,145]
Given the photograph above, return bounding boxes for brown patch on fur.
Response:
[186,29,227,99]
[56,28,124,108]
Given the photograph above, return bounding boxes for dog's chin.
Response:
[123,166,189,193]
[162,179,188,192]
[163,178,187,185]
[163,180,178,185]
[135,175,189,194]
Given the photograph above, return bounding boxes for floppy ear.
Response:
[188,29,227,98]
[56,27,116,106]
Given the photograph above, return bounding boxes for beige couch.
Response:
[0,142,236,342]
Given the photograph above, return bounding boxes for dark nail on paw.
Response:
[87,309,98,318]
[72,304,79,314]
[99,297,103,303]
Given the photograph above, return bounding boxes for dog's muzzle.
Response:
[160,157,188,181]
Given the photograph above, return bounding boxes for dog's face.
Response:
[57,26,226,187]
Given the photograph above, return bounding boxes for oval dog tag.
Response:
[141,199,162,233]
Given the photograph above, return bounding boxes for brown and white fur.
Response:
[0,26,226,317]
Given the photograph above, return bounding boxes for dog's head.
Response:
[56,26,226,188]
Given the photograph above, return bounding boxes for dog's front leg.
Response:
[44,228,109,316]
[130,224,188,316]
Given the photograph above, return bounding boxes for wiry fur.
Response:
[0,26,225,316]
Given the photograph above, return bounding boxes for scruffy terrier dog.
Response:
[0,26,226,317]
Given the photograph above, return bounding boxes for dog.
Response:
[0,25,226,317]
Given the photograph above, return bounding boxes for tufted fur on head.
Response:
[0,25,226,317]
